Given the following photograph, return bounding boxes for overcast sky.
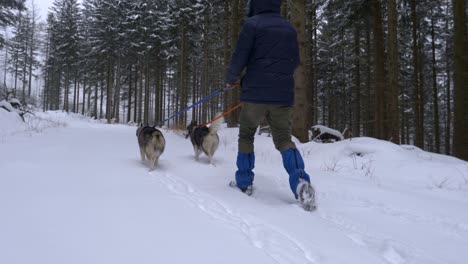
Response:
[32,0,55,21]
[33,0,83,22]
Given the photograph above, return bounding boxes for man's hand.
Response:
[225,81,240,90]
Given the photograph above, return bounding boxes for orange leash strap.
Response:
[202,103,242,127]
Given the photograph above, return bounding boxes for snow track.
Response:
[151,170,318,264]
[1,112,467,264]
[319,212,446,264]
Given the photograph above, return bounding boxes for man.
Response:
[226,0,316,211]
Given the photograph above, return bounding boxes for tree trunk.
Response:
[223,0,230,115]
[388,0,400,143]
[22,43,27,101]
[107,60,114,123]
[81,79,86,115]
[13,49,19,94]
[178,23,189,127]
[445,0,452,155]
[431,9,440,153]
[28,13,35,98]
[64,68,70,112]
[134,67,138,123]
[192,58,197,122]
[114,59,121,123]
[312,2,318,126]
[282,0,288,18]
[127,71,132,123]
[228,0,240,127]
[453,0,468,160]
[3,28,7,86]
[446,61,452,155]
[93,82,98,119]
[154,56,160,125]
[411,0,424,148]
[307,1,317,129]
[87,84,91,115]
[138,63,143,124]
[239,0,246,24]
[365,18,374,137]
[354,23,361,137]
[290,0,309,142]
[99,79,104,119]
[144,57,150,125]
[160,64,165,123]
[73,76,77,113]
[373,0,386,140]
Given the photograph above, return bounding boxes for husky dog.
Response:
[186,114,224,164]
[136,124,166,170]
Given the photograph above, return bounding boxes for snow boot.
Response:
[229,181,253,196]
[296,180,316,211]
[234,152,255,194]
[281,148,315,210]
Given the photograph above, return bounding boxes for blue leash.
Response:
[158,87,228,127]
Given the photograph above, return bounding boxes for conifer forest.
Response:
[1,0,467,160]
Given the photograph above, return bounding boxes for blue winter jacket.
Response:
[226,0,300,106]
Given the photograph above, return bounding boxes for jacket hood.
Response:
[248,0,282,17]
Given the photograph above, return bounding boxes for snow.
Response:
[0,100,15,112]
[311,124,345,140]
[8,98,21,105]
[0,106,26,137]
[1,112,467,264]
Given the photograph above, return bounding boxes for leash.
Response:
[157,86,230,127]
[185,103,242,139]
[201,103,242,127]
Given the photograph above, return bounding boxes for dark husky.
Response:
[186,114,223,164]
[136,124,166,170]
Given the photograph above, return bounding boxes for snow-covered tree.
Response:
[0,0,25,47]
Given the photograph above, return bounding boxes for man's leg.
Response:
[266,105,313,203]
[265,105,296,152]
[236,103,265,190]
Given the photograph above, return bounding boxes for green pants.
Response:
[238,102,296,153]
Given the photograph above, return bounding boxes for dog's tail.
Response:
[152,130,165,141]
[208,112,224,135]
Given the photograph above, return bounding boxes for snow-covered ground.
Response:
[1,111,467,264]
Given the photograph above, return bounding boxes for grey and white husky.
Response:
[136,124,166,170]
[186,114,224,164]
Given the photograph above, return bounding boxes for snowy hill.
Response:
[1,111,467,264]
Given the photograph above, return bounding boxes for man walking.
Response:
[226,0,316,211]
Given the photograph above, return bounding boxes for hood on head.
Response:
[248,0,282,17]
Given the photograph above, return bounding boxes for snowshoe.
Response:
[229,181,253,196]
[296,180,316,211]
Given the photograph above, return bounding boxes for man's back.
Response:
[226,0,300,106]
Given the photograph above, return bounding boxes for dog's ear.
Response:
[188,120,196,130]
[138,122,143,128]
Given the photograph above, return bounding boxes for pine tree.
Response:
[35,0,463,160]
[7,11,30,99]
[46,0,81,112]
[0,0,25,47]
